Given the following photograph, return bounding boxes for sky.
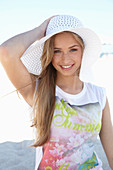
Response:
[0,0,113,44]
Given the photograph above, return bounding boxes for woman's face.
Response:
[52,32,83,78]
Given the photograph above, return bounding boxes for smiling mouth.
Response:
[61,64,73,69]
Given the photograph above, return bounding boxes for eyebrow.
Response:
[54,45,79,49]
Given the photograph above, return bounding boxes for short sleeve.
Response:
[93,85,106,110]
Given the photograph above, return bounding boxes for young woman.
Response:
[0,15,113,170]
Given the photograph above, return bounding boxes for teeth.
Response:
[62,65,72,68]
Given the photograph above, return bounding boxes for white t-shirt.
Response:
[35,82,106,170]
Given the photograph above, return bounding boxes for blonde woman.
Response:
[0,15,113,169]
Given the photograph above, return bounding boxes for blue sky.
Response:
[0,0,113,44]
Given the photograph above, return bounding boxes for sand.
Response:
[0,139,111,170]
[0,140,35,170]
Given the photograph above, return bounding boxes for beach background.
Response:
[0,0,113,169]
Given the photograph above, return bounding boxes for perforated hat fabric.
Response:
[20,15,102,82]
[45,15,83,35]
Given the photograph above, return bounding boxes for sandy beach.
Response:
[0,54,113,169]
[0,139,111,170]
[0,140,35,170]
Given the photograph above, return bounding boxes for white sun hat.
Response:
[20,15,102,82]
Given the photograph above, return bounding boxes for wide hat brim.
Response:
[20,27,102,82]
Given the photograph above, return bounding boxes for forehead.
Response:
[53,32,79,46]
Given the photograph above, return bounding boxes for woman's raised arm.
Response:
[0,17,52,106]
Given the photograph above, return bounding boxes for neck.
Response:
[56,74,83,95]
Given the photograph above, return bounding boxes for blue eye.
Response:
[70,49,77,52]
[54,50,61,53]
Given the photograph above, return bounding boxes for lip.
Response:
[60,64,74,70]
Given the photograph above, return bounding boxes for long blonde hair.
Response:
[32,31,84,147]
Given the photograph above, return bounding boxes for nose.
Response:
[61,52,70,64]
[62,52,70,60]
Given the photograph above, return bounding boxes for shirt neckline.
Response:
[56,82,86,99]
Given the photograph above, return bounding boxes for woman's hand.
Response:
[37,16,56,39]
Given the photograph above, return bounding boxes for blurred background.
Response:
[0,0,113,143]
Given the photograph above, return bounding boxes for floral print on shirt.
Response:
[38,97,103,170]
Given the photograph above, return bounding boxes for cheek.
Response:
[52,56,62,71]
[73,53,82,62]
[52,56,59,64]
[79,57,82,66]
[52,57,57,68]
[79,54,82,62]
[78,52,83,62]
